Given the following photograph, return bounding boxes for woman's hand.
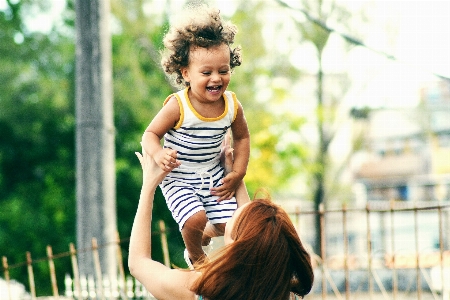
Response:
[135,144,170,186]
[220,129,234,175]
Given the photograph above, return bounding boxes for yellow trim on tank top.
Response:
[230,91,238,122]
[163,93,184,130]
[184,88,229,122]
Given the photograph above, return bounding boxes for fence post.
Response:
[438,204,446,297]
[366,203,373,300]
[26,252,36,300]
[88,275,96,297]
[126,276,134,298]
[319,203,327,299]
[116,231,128,299]
[342,203,350,300]
[2,256,11,300]
[414,205,422,299]
[69,243,82,300]
[46,245,59,299]
[159,220,171,267]
[92,238,105,300]
[80,274,88,298]
[389,200,397,300]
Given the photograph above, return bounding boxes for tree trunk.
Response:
[75,0,117,278]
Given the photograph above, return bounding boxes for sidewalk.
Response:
[306,292,445,300]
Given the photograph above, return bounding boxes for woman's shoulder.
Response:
[147,268,200,300]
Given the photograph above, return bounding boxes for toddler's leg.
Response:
[201,181,248,245]
[202,222,226,246]
[181,211,208,265]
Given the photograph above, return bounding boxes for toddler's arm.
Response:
[212,101,250,201]
[142,97,181,171]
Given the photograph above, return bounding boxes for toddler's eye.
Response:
[220,70,229,74]
[202,72,211,75]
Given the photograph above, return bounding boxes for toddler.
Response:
[141,5,250,268]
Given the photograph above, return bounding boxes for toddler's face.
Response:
[181,44,231,103]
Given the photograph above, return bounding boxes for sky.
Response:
[343,1,450,108]
[285,0,450,108]
[2,0,449,108]
[231,0,450,109]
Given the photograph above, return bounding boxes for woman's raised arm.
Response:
[128,146,198,300]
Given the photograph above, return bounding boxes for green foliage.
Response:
[0,0,184,294]
[0,1,76,294]
[229,1,308,196]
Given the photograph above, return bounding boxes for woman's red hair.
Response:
[192,199,314,300]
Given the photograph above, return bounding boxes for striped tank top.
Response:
[163,88,238,175]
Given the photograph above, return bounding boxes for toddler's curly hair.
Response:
[161,5,242,87]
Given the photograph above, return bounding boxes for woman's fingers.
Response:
[135,152,142,163]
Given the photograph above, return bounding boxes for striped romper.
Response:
[160,88,238,231]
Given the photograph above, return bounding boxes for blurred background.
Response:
[1,0,449,298]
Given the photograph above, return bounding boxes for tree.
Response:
[75,0,117,278]
[275,0,365,255]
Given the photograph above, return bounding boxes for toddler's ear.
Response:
[181,67,190,82]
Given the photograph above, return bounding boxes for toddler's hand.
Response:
[211,171,242,202]
[154,148,181,171]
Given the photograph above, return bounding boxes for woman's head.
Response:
[194,199,314,300]
[161,5,242,87]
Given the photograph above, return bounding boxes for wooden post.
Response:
[342,204,349,300]
[26,252,36,299]
[390,200,397,299]
[115,231,128,299]
[69,243,82,300]
[80,275,88,298]
[319,203,326,299]
[159,220,171,267]
[366,203,373,300]
[414,206,421,300]
[46,245,59,299]
[92,238,105,300]
[438,204,445,297]
[2,256,11,300]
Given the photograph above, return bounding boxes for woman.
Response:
[129,147,314,300]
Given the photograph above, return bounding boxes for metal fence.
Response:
[1,202,450,300]
[290,200,450,300]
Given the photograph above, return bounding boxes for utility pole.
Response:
[75,0,117,278]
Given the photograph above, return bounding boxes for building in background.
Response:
[278,78,450,260]
[354,79,450,203]
[344,79,450,258]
